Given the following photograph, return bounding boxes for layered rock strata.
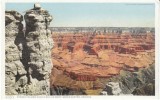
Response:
[51,31,155,95]
[5,4,53,95]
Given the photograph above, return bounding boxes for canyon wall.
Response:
[100,63,155,95]
[5,4,53,95]
[51,30,155,95]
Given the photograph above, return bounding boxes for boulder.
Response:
[105,82,122,95]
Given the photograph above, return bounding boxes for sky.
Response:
[5,3,155,27]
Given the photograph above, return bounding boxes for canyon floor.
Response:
[50,32,155,95]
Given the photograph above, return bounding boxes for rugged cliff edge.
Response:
[5,4,53,95]
[100,63,155,95]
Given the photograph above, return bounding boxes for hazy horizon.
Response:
[6,3,155,27]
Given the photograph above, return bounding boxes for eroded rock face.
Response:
[106,63,155,95]
[132,83,155,95]
[5,10,27,95]
[24,4,53,95]
[5,4,53,95]
[51,31,155,95]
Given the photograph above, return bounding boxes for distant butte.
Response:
[50,31,155,92]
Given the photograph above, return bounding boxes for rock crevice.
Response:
[5,4,53,95]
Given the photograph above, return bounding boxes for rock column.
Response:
[5,11,27,95]
[5,4,53,95]
[24,4,53,95]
